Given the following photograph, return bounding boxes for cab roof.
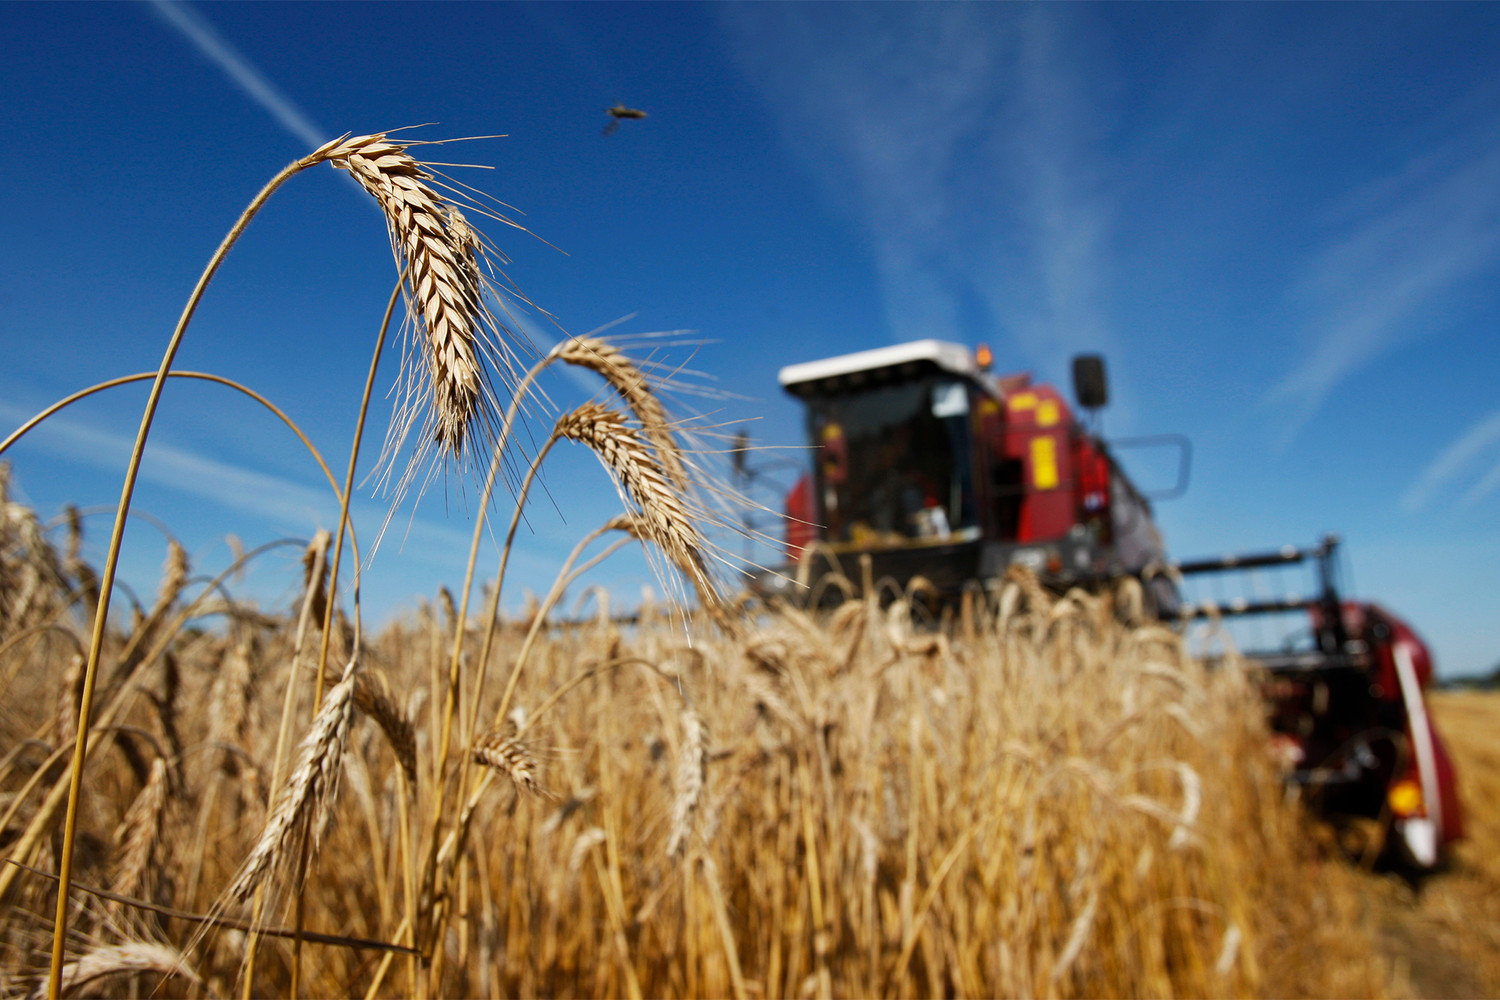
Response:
[778,339,983,396]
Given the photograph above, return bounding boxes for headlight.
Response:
[1387,778,1425,818]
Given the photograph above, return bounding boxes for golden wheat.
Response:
[2,122,1477,998]
[27,940,200,1000]
[228,660,358,904]
[0,505,1431,998]
[311,132,528,485]
[470,731,540,794]
[555,402,717,606]
[352,671,418,788]
[556,336,691,493]
[109,756,169,907]
[665,707,707,861]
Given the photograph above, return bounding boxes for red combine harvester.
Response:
[753,339,1461,870]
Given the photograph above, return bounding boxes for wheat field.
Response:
[0,504,1405,998]
[0,129,1489,999]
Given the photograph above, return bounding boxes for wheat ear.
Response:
[53,653,84,747]
[228,660,358,903]
[471,731,540,794]
[208,636,254,775]
[299,537,330,630]
[109,757,169,907]
[556,336,690,492]
[556,402,717,605]
[665,708,707,861]
[354,672,418,787]
[314,131,525,477]
[568,827,608,876]
[30,941,200,1000]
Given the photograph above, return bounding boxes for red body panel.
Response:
[784,473,816,561]
[1001,384,1077,542]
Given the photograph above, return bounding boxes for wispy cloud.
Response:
[0,399,481,568]
[2,398,333,526]
[1401,409,1500,512]
[146,0,326,148]
[1458,458,1500,509]
[1266,126,1500,442]
[721,5,1118,380]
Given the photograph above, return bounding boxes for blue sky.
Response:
[2,2,1498,676]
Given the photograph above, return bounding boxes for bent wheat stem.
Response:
[47,146,323,995]
[0,371,344,507]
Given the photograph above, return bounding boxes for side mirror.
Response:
[1072,354,1108,411]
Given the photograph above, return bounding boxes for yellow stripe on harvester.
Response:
[1030,436,1058,490]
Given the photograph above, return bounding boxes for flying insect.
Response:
[603,102,647,136]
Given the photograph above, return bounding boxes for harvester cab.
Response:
[756,339,1174,607]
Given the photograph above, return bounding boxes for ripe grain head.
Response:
[109,756,169,907]
[665,707,706,861]
[353,671,418,788]
[556,402,719,608]
[311,131,536,498]
[557,336,690,494]
[472,731,541,794]
[30,941,200,1000]
[227,660,358,903]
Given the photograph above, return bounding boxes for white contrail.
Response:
[1401,409,1500,511]
[1266,138,1500,444]
[1457,459,1500,509]
[146,0,327,148]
